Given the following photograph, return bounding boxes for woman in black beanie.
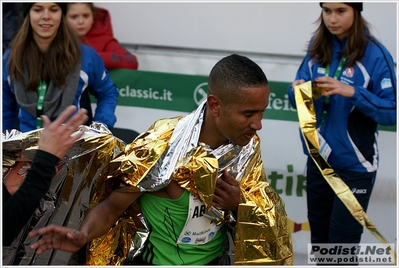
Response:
[22,2,67,17]
[288,2,396,262]
[3,2,118,132]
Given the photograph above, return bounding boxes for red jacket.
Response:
[81,7,138,70]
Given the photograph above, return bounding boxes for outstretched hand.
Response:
[28,224,87,255]
[212,169,240,212]
[39,105,88,159]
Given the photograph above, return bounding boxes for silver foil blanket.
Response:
[2,123,124,265]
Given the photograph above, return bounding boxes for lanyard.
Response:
[323,55,347,106]
[325,54,347,79]
[36,79,47,129]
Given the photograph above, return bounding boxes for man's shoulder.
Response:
[151,116,183,130]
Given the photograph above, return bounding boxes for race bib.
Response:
[177,192,221,245]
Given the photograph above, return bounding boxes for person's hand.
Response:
[291,79,306,93]
[212,169,240,212]
[28,224,87,255]
[38,106,88,159]
[315,76,355,98]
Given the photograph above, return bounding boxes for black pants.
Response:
[306,157,376,244]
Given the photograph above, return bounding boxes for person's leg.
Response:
[328,170,375,244]
[306,157,335,244]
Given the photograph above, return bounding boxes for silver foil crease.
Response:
[2,123,124,265]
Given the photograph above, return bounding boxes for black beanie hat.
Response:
[23,3,67,17]
[319,2,363,12]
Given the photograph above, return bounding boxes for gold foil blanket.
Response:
[87,102,293,265]
[2,123,124,265]
[3,102,293,265]
[86,117,183,266]
[294,81,397,264]
[234,135,293,265]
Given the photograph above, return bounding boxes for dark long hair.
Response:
[308,7,370,67]
[7,10,81,91]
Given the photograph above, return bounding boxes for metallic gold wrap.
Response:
[86,117,183,265]
[86,101,293,265]
[294,81,397,264]
[234,135,293,265]
[2,123,124,265]
[107,117,182,190]
[172,145,218,211]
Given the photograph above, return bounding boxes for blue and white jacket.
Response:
[288,35,397,173]
[2,44,119,132]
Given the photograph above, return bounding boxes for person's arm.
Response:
[98,41,138,70]
[2,106,88,246]
[2,52,19,131]
[89,7,138,70]
[28,189,142,254]
[350,46,396,126]
[287,54,313,109]
[80,190,142,241]
[314,45,397,126]
[84,46,119,129]
[3,150,59,246]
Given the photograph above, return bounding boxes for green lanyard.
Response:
[325,54,347,79]
[36,79,47,129]
[323,55,347,105]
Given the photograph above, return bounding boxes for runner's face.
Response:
[66,3,94,37]
[321,3,355,40]
[215,85,270,146]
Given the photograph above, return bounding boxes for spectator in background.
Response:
[288,2,396,247]
[3,105,88,246]
[2,3,22,54]
[66,3,138,70]
[2,2,119,132]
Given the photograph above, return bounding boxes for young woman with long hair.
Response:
[288,2,396,246]
[2,2,119,132]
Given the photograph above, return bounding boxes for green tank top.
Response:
[139,190,226,265]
